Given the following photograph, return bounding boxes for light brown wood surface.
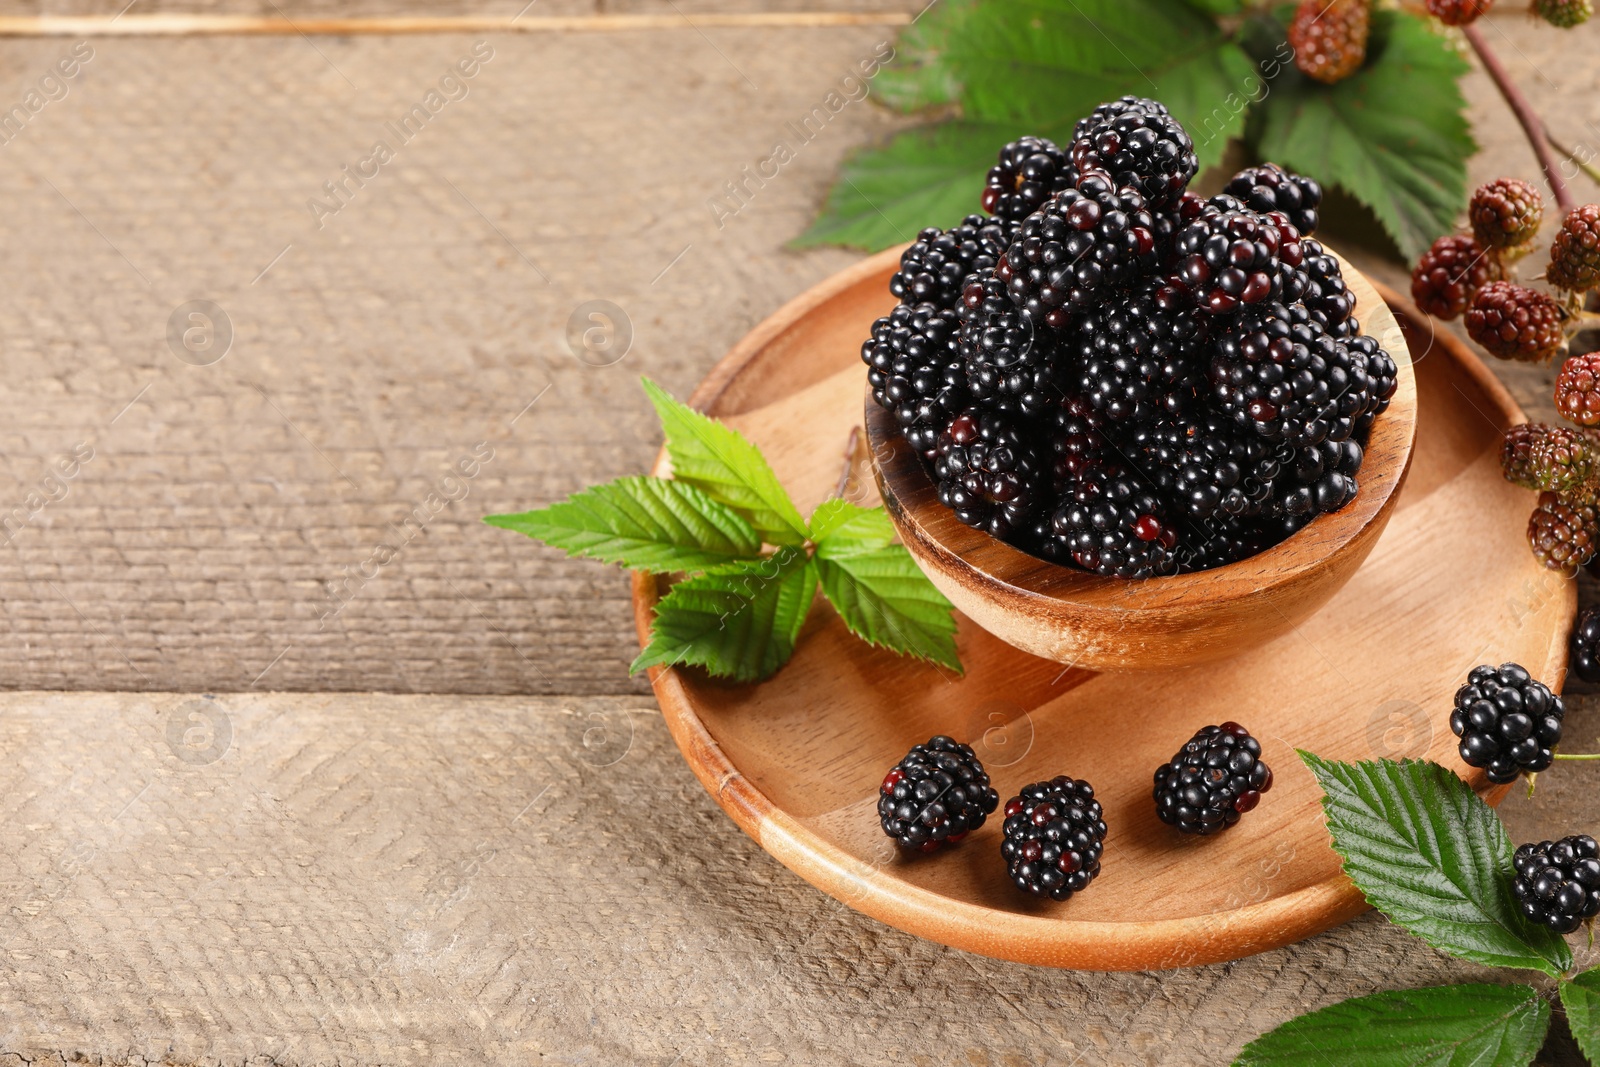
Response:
[632,252,1572,970]
[868,249,1418,671]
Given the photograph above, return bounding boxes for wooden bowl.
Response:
[633,245,1571,971]
[866,253,1417,671]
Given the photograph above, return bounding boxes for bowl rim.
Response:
[866,246,1419,611]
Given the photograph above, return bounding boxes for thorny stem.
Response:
[1546,128,1600,192]
[1461,23,1576,214]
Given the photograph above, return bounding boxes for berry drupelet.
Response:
[1411,235,1494,321]
[878,736,1000,852]
[1224,163,1322,238]
[1070,96,1198,211]
[1001,172,1162,328]
[1571,607,1600,684]
[1288,0,1370,85]
[1513,836,1600,934]
[1449,662,1564,784]
[982,135,1078,222]
[1152,722,1273,835]
[1464,282,1568,363]
[1528,492,1600,574]
[1499,422,1597,495]
[999,776,1106,901]
[1547,204,1600,293]
[891,215,1019,312]
[933,409,1046,540]
[1469,178,1544,254]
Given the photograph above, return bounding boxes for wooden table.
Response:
[0,5,1595,1064]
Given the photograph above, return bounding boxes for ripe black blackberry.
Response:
[1135,412,1277,520]
[958,272,1063,418]
[1052,464,1180,577]
[1449,662,1564,784]
[933,409,1046,540]
[877,736,1000,852]
[982,136,1079,222]
[862,303,968,458]
[1000,172,1162,329]
[1070,277,1208,422]
[891,214,1019,311]
[1301,239,1358,337]
[1168,197,1304,314]
[1070,96,1198,211]
[1572,606,1600,684]
[1152,722,1274,835]
[1174,512,1283,572]
[1276,437,1364,519]
[1223,163,1322,237]
[1513,836,1600,934]
[999,776,1106,901]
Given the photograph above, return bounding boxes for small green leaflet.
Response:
[1232,983,1549,1067]
[484,476,761,574]
[1255,9,1473,261]
[631,548,817,683]
[641,378,809,547]
[1301,754,1573,976]
[1560,969,1600,1063]
[811,500,961,672]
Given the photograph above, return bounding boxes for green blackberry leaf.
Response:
[1560,969,1600,1063]
[1254,8,1473,261]
[1300,754,1573,976]
[1233,983,1549,1067]
[484,476,762,574]
[815,545,959,673]
[631,547,816,683]
[873,0,974,113]
[641,378,809,547]
[808,498,896,552]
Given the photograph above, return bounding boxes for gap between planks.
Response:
[0,12,912,37]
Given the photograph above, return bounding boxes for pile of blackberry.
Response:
[863,98,1399,577]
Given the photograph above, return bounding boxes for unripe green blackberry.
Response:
[1533,0,1592,26]
[1500,422,1598,493]
[1465,282,1568,362]
[1469,178,1544,253]
[1556,353,1600,427]
[1548,205,1600,292]
[1528,491,1599,573]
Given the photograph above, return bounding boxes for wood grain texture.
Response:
[868,249,1417,670]
[631,254,1572,970]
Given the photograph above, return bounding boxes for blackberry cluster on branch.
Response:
[868,101,1397,576]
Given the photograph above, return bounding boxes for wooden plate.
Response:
[631,246,1574,971]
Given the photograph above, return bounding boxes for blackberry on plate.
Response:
[933,409,1046,540]
[958,272,1064,418]
[1449,662,1564,784]
[1070,277,1208,422]
[1223,162,1322,237]
[982,136,1078,222]
[891,214,1019,312]
[1152,722,1273,835]
[878,735,999,852]
[1168,197,1303,314]
[1571,606,1600,684]
[1513,836,1600,933]
[1001,173,1162,329]
[1052,464,1180,578]
[1070,95,1197,211]
[862,302,967,458]
[999,776,1106,900]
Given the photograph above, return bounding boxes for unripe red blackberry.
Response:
[1411,235,1493,320]
[1465,282,1568,362]
[1548,205,1600,292]
[1528,491,1600,573]
[1469,178,1544,253]
[1556,353,1600,427]
[1500,422,1598,494]
[1533,0,1592,26]
[1288,0,1370,84]
[1426,0,1493,23]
